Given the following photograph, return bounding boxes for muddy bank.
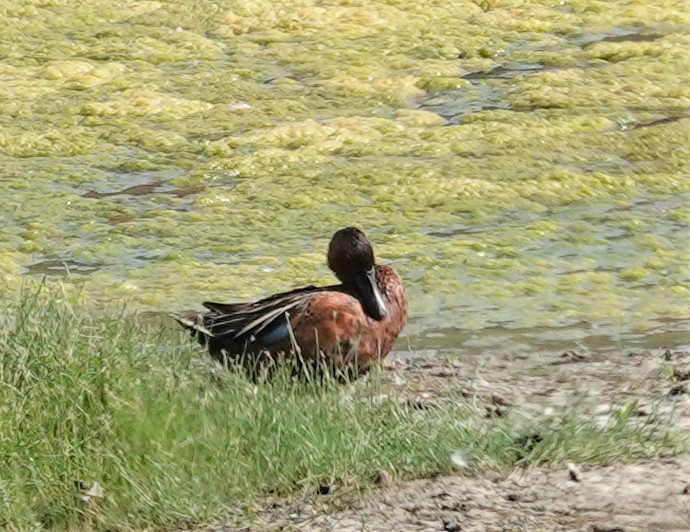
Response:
[274,457,690,531]
[381,345,690,432]
[201,345,690,530]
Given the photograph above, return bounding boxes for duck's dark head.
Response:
[327,227,388,320]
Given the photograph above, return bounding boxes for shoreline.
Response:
[199,344,690,530]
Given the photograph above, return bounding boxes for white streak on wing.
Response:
[177,315,216,337]
[235,300,302,339]
[206,293,307,332]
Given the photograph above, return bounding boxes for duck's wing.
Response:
[183,284,344,351]
[203,286,318,342]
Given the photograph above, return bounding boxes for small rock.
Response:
[595,404,613,415]
[669,383,689,396]
[491,392,511,406]
[635,404,652,417]
[554,350,589,364]
[443,519,462,532]
[484,404,506,417]
[391,373,406,386]
[340,474,357,487]
[300,504,315,516]
[410,394,438,410]
[373,470,392,486]
[564,349,585,359]
[450,450,470,469]
[440,499,462,511]
[567,462,582,482]
[473,378,490,389]
[552,351,607,365]
[370,394,390,405]
[673,368,690,381]
[228,102,252,111]
[75,480,104,505]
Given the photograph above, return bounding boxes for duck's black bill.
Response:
[355,267,388,321]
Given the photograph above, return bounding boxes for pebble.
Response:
[595,403,613,415]
[491,392,511,406]
[450,451,470,469]
[635,404,652,416]
[391,373,406,386]
[443,519,462,532]
[374,470,392,486]
[484,404,506,417]
[669,383,689,396]
[74,479,104,505]
[228,102,252,111]
[567,462,582,482]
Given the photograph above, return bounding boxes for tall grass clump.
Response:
[0,283,680,529]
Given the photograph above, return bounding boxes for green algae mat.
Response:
[1,0,689,351]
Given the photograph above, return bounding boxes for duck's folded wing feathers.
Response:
[204,298,305,342]
[201,284,336,347]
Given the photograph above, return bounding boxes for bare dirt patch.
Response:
[293,456,690,531]
[381,345,690,433]
[207,345,690,531]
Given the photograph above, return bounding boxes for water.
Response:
[1,1,689,355]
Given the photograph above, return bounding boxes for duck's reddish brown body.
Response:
[177,228,408,373]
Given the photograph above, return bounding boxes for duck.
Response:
[176,227,408,374]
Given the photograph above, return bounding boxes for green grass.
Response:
[0,284,681,530]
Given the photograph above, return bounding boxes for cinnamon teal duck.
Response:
[176,227,408,373]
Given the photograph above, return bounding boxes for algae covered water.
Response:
[1,0,689,353]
